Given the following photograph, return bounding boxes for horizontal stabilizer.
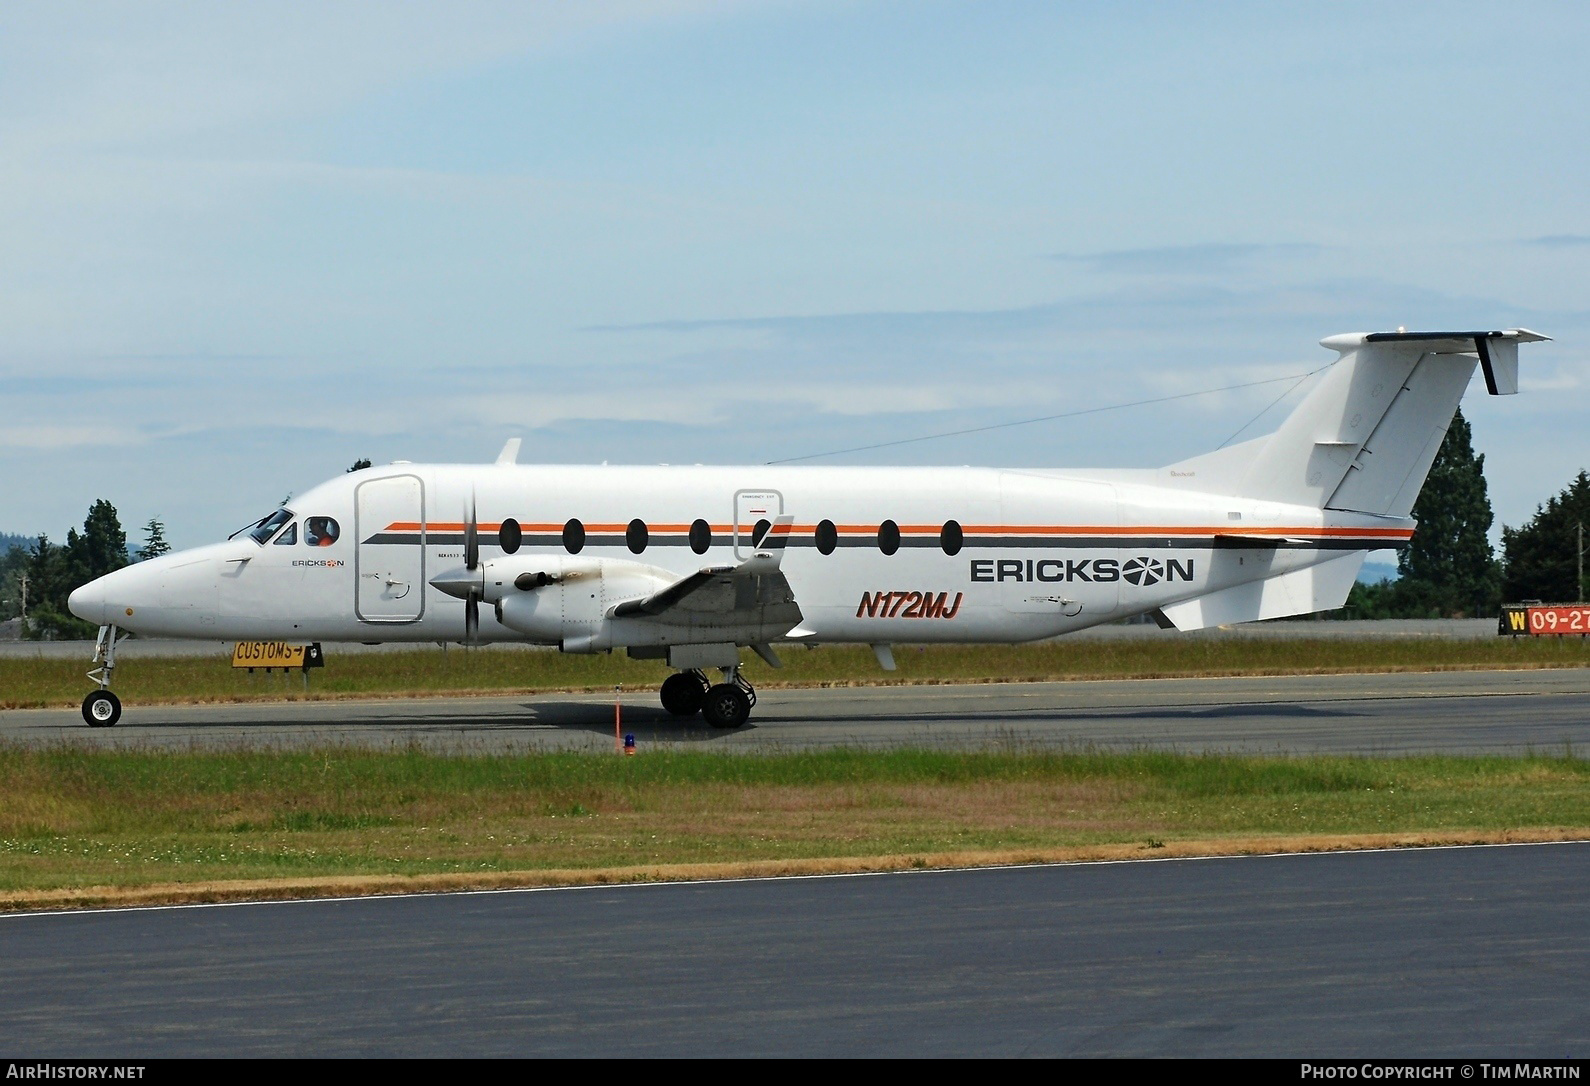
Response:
[1158,552,1365,631]
[1333,328,1548,397]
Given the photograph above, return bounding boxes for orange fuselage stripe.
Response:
[389,521,1411,539]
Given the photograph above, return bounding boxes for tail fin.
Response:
[1169,329,1549,515]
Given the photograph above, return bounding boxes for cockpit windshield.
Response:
[232,508,295,545]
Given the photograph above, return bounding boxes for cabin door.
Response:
[356,474,426,623]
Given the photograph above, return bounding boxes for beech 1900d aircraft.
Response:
[67,328,1548,728]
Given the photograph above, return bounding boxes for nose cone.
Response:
[429,566,482,601]
[67,560,167,630]
[68,578,109,626]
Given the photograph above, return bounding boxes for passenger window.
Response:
[273,522,298,545]
[878,520,900,556]
[940,520,963,556]
[627,519,649,554]
[499,518,522,554]
[815,520,837,556]
[563,519,585,554]
[304,517,340,547]
[689,519,712,555]
[752,519,771,547]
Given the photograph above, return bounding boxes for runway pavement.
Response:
[0,842,1583,1057]
[3,667,1588,754]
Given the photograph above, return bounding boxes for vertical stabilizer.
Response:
[1167,329,1547,515]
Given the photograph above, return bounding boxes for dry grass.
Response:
[0,745,1585,910]
[2,828,1581,913]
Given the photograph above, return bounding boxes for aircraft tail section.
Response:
[1167,329,1548,517]
[1157,551,1366,631]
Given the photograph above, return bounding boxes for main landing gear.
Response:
[82,624,126,727]
[658,667,756,729]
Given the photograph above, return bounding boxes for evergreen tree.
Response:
[1337,578,1399,619]
[1,543,30,622]
[1395,408,1500,617]
[23,501,130,639]
[1502,469,1590,603]
[347,458,372,472]
[65,500,129,585]
[137,517,171,561]
[21,534,76,639]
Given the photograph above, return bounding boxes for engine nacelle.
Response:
[490,555,674,649]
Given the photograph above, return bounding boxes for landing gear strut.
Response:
[82,624,125,727]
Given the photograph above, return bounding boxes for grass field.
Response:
[3,635,1588,710]
[1,745,1586,910]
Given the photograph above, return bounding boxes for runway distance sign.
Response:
[1499,604,1590,636]
[230,642,326,669]
[1526,605,1590,635]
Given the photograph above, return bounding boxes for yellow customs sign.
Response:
[230,642,324,670]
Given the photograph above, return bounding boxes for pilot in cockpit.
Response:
[305,517,340,547]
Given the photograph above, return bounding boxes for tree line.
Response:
[1,509,169,639]
[2,456,372,638]
[1338,409,1585,617]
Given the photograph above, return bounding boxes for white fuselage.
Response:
[69,462,1411,650]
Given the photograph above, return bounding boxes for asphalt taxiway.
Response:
[0,842,1584,1057]
[3,667,1588,754]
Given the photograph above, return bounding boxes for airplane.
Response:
[67,327,1548,729]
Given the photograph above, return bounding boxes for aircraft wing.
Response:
[611,516,801,623]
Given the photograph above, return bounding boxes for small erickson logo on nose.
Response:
[969,557,1193,585]
[292,559,346,568]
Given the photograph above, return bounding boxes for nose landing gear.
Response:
[657,664,756,728]
[81,624,126,727]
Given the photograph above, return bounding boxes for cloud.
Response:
[0,3,717,153]
[0,424,142,451]
[1046,242,1323,276]
[1521,234,1590,248]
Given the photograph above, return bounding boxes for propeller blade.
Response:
[464,493,479,571]
[465,594,479,643]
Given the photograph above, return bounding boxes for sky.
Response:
[2,0,1587,551]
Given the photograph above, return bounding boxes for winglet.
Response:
[737,515,794,576]
[495,438,522,466]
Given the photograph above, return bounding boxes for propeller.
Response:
[429,492,563,643]
[463,492,482,644]
[464,492,479,572]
